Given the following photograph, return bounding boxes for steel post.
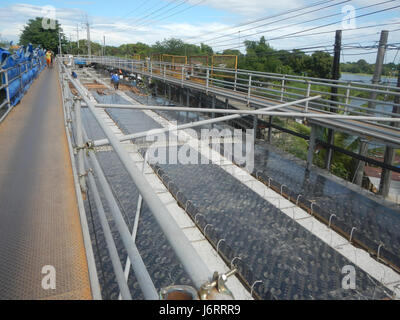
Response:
[67,70,213,290]
[85,161,132,300]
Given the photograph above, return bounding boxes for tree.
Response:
[19,17,66,52]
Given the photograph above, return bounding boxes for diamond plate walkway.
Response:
[0,67,92,299]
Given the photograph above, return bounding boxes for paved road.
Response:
[0,67,92,299]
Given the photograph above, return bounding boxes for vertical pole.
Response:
[76,24,80,56]
[247,74,252,104]
[225,98,229,109]
[267,116,272,143]
[86,21,91,62]
[354,140,368,186]
[368,30,389,110]
[5,72,10,109]
[307,125,317,171]
[212,95,216,119]
[186,88,190,107]
[58,31,62,56]
[344,82,351,114]
[304,82,311,112]
[253,106,258,142]
[234,70,237,91]
[280,75,286,102]
[103,35,106,58]
[325,30,342,171]
[74,99,87,193]
[206,68,209,94]
[355,30,388,186]
[379,67,400,197]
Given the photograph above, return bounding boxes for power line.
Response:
[209,0,397,49]
[125,0,180,27]
[184,0,338,42]
[135,0,206,27]
[134,0,189,27]
[211,2,400,51]
[192,0,349,45]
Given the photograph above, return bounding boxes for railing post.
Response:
[163,64,166,81]
[74,98,87,193]
[304,81,311,113]
[181,66,185,87]
[344,82,351,114]
[247,74,252,104]
[280,75,286,102]
[5,71,11,109]
[234,70,238,91]
[150,61,153,80]
[206,68,210,94]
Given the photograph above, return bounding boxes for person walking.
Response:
[45,50,52,68]
[111,72,120,90]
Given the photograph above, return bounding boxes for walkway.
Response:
[0,67,92,299]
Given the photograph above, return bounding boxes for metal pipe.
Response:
[83,133,158,300]
[85,159,133,300]
[93,95,322,115]
[67,67,213,291]
[74,99,87,192]
[92,96,324,147]
[58,66,102,300]
[119,151,148,300]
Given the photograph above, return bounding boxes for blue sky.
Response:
[0,0,399,63]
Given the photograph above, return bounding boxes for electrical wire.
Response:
[211,2,400,51]
[184,0,339,41]
[134,0,189,28]
[192,0,351,45]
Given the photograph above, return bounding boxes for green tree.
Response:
[19,17,66,52]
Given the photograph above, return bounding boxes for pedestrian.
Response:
[111,72,120,90]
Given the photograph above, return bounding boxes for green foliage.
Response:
[341,59,398,76]
[19,17,66,52]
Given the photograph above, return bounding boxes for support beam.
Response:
[307,125,317,171]
[325,30,342,171]
[354,140,368,186]
[379,67,400,197]
[325,129,334,171]
[267,116,272,143]
[212,95,216,119]
[355,30,389,186]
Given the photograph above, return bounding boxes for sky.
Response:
[0,0,399,63]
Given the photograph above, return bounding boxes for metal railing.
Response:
[62,55,400,125]
[0,57,45,123]
[57,60,248,300]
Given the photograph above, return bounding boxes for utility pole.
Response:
[86,19,91,61]
[76,24,80,55]
[379,66,400,197]
[325,30,342,171]
[103,35,106,57]
[354,30,389,186]
[58,30,62,56]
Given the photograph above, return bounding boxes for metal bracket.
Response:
[79,168,93,178]
[198,268,237,300]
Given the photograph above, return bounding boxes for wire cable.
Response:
[212,2,400,51]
